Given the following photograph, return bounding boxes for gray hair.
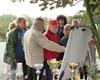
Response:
[64,24,71,31]
[33,17,44,25]
[16,17,26,24]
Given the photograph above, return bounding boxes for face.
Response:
[64,26,70,37]
[50,25,58,33]
[18,18,26,30]
[72,22,78,26]
[58,19,64,26]
[37,21,44,31]
[72,20,79,26]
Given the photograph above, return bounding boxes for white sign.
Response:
[58,27,92,80]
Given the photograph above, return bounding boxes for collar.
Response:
[64,35,69,39]
[47,29,56,35]
[31,26,43,33]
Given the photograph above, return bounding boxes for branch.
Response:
[71,0,83,6]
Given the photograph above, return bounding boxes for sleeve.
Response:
[34,33,65,53]
[60,39,64,46]
[6,33,16,58]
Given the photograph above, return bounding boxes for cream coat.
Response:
[23,26,65,68]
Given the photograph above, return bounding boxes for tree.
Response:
[0,14,33,41]
[0,14,17,40]
[84,0,100,58]
[11,0,100,58]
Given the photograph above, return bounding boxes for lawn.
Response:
[96,75,100,80]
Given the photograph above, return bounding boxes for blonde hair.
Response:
[72,19,79,26]
[8,22,16,30]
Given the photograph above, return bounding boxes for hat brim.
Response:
[52,24,59,27]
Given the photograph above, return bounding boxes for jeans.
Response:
[44,60,53,80]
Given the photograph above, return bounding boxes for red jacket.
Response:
[43,29,60,60]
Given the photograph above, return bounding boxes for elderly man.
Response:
[60,24,71,47]
[23,17,65,80]
[3,17,28,79]
[43,20,62,80]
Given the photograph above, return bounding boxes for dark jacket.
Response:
[59,36,69,60]
[60,36,69,47]
[58,26,64,40]
[4,27,20,65]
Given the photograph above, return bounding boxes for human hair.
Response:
[64,24,71,32]
[16,17,25,24]
[71,19,79,26]
[33,17,44,25]
[56,14,67,25]
[8,22,16,30]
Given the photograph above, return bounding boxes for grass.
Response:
[96,75,100,80]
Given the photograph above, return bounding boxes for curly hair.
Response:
[56,14,67,25]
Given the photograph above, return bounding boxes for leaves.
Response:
[11,0,16,2]
[29,0,73,11]
[86,61,98,76]
[11,0,25,2]
[89,0,100,16]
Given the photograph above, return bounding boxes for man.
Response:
[59,24,71,80]
[3,17,28,79]
[43,20,62,80]
[23,17,65,80]
[60,24,71,47]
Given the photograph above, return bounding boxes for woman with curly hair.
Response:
[56,14,67,40]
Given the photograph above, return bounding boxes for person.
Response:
[71,19,80,26]
[56,14,67,40]
[43,20,62,80]
[23,17,65,80]
[4,22,16,75]
[80,36,96,79]
[88,37,96,63]
[60,24,71,60]
[3,17,28,79]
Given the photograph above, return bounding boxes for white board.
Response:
[58,27,92,80]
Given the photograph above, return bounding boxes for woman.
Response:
[56,14,67,40]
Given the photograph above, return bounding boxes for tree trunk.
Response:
[84,0,100,58]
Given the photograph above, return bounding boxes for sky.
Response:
[0,0,85,19]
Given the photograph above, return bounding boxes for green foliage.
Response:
[0,14,33,41]
[90,0,100,16]
[29,0,74,11]
[0,14,17,41]
[84,0,100,16]
[11,0,24,3]
[86,61,98,77]
[98,26,100,39]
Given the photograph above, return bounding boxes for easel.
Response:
[58,26,93,80]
